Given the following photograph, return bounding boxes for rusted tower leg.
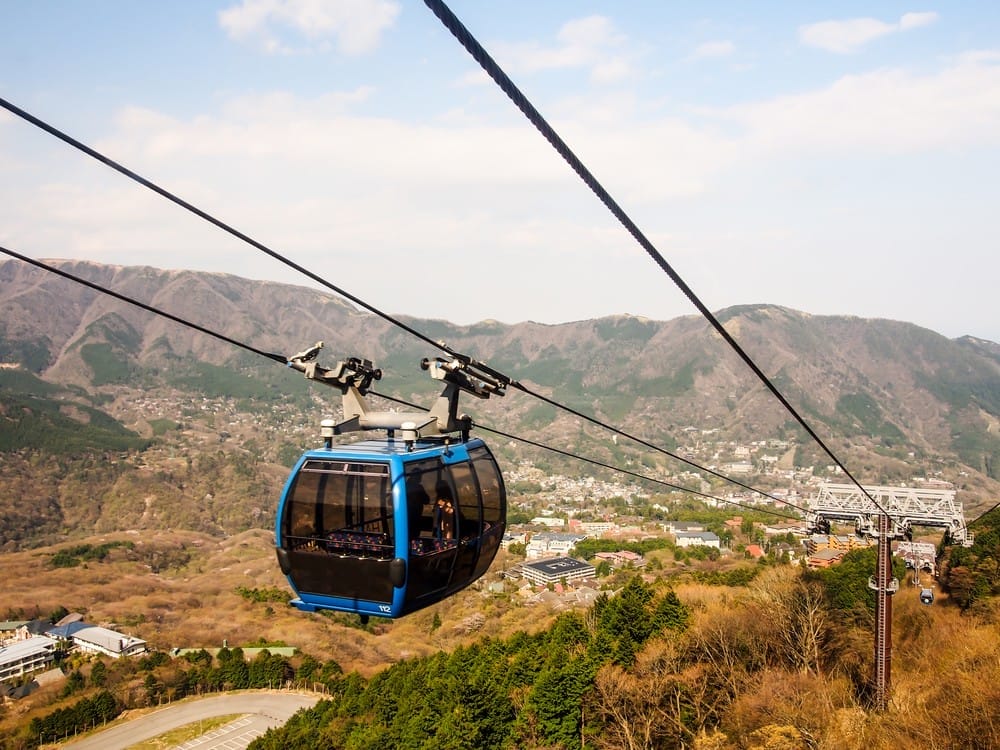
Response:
[869,513,897,711]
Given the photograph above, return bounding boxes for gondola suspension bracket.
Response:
[287,343,506,440]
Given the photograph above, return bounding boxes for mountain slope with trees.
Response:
[2,258,999,747]
[243,571,998,750]
[1,257,998,549]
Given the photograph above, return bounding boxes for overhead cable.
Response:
[421,0,887,517]
[0,97,811,512]
[508,380,803,510]
[475,423,802,521]
[1,248,803,520]
[0,96,452,360]
[0,246,286,364]
[373,390,804,517]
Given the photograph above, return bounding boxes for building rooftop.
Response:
[676,531,720,541]
[47,622,145,654]
[0,635,57,664]
[811,548,845,562]
[523,557,594,576]
[529,532,588,542]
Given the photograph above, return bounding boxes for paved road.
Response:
[60,691,322,750]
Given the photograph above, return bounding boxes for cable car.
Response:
[920,587,934,605]
[275,344,508,620]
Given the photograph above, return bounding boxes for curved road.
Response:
[61,691,322,750]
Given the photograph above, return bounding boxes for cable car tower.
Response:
[806,483,974,709]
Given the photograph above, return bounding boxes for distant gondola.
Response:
[920,587,934,605]
[274,344,507,620]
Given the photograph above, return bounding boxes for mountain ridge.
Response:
[1,257,998,547]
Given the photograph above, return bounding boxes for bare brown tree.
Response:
[592,638,731,750]
[747,568,831,674]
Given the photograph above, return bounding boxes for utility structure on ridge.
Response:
[806,483,974,710]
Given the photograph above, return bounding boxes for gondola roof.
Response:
[300,436,478,458]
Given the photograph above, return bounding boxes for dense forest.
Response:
[938,505,1000,613]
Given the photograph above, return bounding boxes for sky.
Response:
[1,1,999,342]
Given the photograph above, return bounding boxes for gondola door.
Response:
[402,458,458,608]
[449,459,482,588]
[471,445,506,580]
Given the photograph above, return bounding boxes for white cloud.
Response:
[591,57,632,84]
[717,51,1000,154]
[955,49,1000,65]
[1,83,725,324]
[100,94,580,191]
[690,40,736,60]
[899,11,939,30]
[16,50,1000,271]
[799,11,939,54]
[218,0,400,55]
[491,15,634,84]
[5,29,999,334]
[799,18,897,53]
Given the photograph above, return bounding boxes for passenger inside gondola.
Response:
[407,479,433,537]
[434,482,456,541]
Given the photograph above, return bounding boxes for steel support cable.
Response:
[0,246,287,364]
[509,380,811,514]
[474,423,801,522]
[375,389,703,499]
[422,0,887,517]
[375,378,804,512]
[371,391,687,493]
[1,97,805,514]
[372,389,800,520]
[0,96,451,361]
[1,246,797,520]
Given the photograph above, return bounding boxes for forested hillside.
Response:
[2,259,1000,749]
[939,502,1000,614]
[7,563,999,750]
[3,259,1000,482]
[253,567,995,750]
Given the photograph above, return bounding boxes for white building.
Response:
[520,557,596,586]
[593,550,644,568]
[579,522,617,537]
[674,531,721,549]
[530,517,566,528]
[47,622,146,659]
[0,635,57,683]
[663,521,705,534]
[526,532,588,560]
[500,531,528,549]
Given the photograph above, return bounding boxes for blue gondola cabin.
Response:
[275,346,508,619]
